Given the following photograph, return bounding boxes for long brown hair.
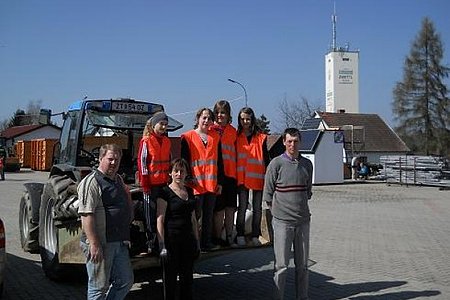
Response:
[237,107,259,136]
[193,107,215,129]
[213,100,232,124]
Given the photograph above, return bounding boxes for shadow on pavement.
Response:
[348,290,441,299]
[0,178,28,182]
[310,270,440,299]
[4,247,440,300]
[127,267,164,299]
[127,247,442,300]
[4,254,86,299]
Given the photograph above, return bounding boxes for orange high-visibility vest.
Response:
[138,134,171,187]
[212,124,237,179]
[236,132,267,190]
[181,130,220,195]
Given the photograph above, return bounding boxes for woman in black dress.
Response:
[156,158,200,300]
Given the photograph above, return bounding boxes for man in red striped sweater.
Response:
[263,127,313,300]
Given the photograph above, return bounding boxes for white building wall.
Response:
[302,153,316,181]
[325,50,359,113]
[302,131,344,184]
[7,126,61,148]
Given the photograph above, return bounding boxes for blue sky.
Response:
[1,0,449,134]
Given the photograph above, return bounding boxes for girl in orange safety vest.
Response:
[210,100,237,247]
[137,111,171,254]
[181,107,223,252]
[235,107,270,247]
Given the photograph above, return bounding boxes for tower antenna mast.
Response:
[332,2,337,51]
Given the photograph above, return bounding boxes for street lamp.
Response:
[228,78,248,107]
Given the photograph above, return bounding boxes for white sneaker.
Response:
[236,236,246,247]
[252,237,262,246]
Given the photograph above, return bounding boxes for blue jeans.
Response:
[81,241,134,300]
[272,218,310,300]
[236,187,262,237]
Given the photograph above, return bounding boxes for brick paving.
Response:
[1,170,449,299]
[187,183,450,300]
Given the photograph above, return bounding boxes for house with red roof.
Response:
[0,124,61,150]
[303,111,410,163]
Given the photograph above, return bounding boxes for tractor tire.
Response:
[39,182,66,280]
[19,191,40,253]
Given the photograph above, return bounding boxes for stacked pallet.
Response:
[380,155,449,186]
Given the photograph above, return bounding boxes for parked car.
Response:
[0,217,5,297]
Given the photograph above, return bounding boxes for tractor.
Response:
[18,98,182,280]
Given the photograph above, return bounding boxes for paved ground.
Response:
[0,169,449,299]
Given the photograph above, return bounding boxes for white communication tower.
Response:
[325,5,359,113]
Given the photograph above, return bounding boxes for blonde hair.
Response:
[142,119,154,137]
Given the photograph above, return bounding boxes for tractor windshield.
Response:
[83,100,182,132]
[85,110,148,130]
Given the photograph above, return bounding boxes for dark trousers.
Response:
[236,187,263,237]
[162,235,195,300]
[195,193,216,249]
[143,186,163,249]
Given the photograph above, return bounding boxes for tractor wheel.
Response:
[19,191,40,253]
[39,182,66,280]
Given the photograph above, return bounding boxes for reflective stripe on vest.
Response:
[181,130,220,195]
[146,135,171,185]
[236,132,267,190]
[220,124,237,179]
[191,159,217,167]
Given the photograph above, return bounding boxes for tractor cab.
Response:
[53,98,182,183]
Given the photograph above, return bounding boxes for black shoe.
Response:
[217,238,230,247]
[201,243,220,252]
[146,238,159,255]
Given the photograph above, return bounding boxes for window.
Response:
[58,110,79,165]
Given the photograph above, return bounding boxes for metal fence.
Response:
[380,155,450,187]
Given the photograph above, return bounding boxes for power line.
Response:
[169,96,243,117]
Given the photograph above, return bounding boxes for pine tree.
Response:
[256,114,270,134]
[8,109,26,127]
[393,17,450,156]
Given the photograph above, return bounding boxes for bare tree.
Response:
[0,100,44,129]
[26,100,43,124]
[275,94,323,132]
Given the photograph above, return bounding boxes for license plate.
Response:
[112,102,149,113]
